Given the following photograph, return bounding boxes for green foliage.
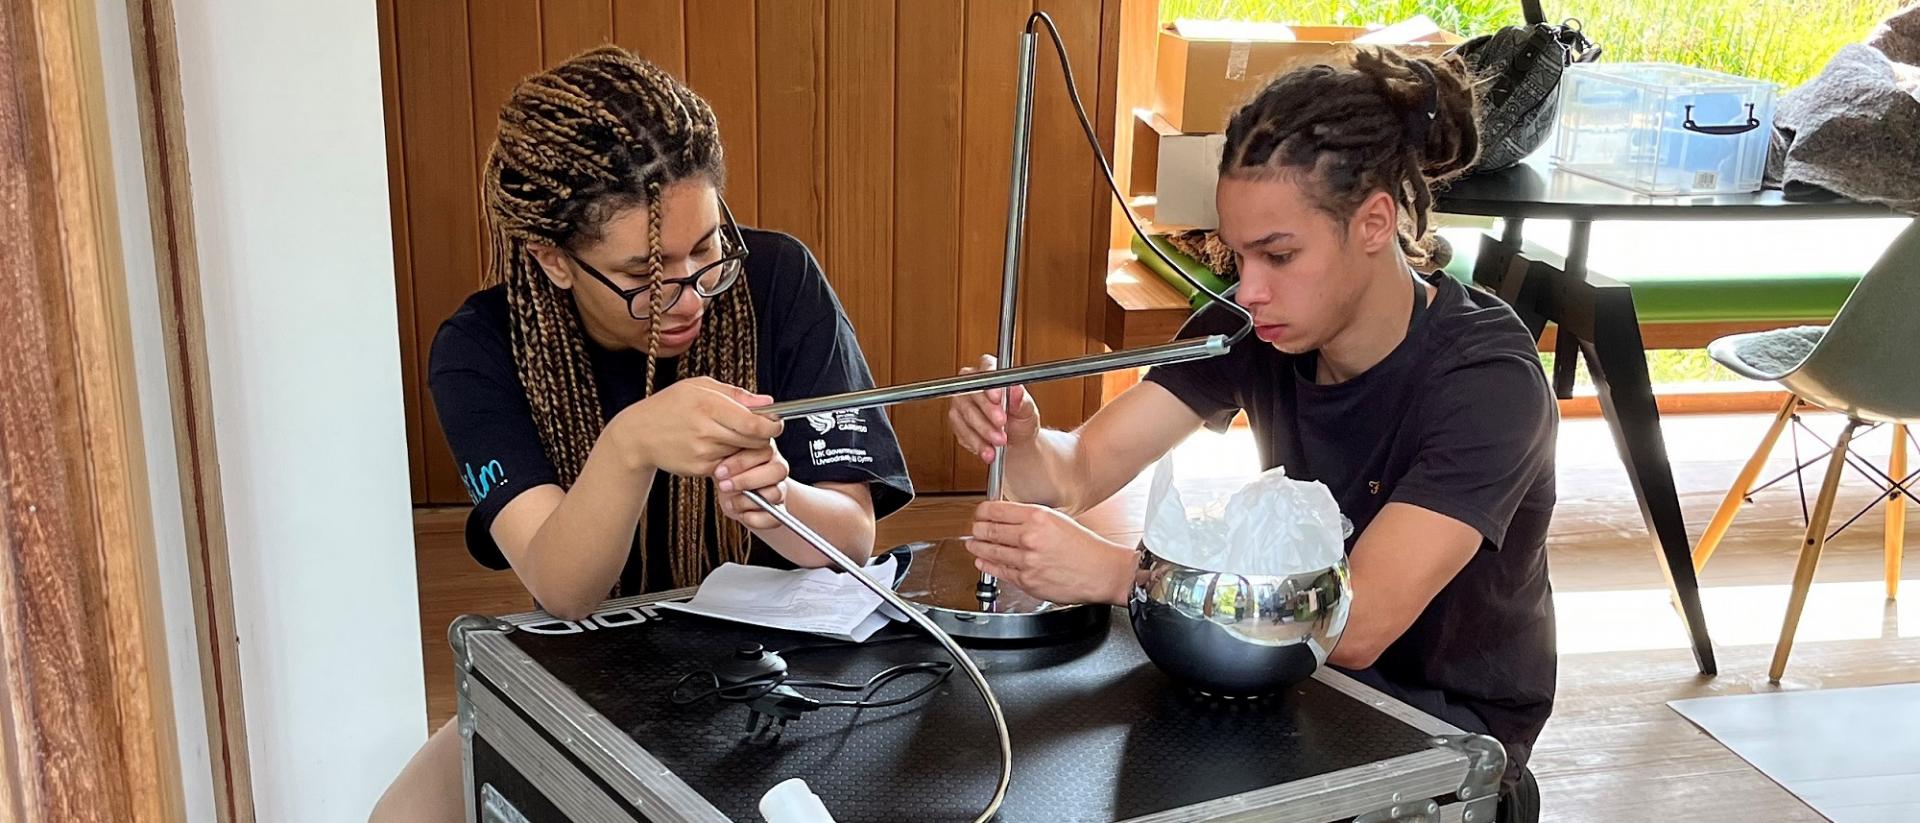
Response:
[1158,0,1903,86]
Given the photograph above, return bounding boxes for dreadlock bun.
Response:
[1220,48,1480,268]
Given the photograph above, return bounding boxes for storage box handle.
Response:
[1683,103,1760,136]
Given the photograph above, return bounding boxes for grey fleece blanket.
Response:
[1765,4,1920,214]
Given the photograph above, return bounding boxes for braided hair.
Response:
[1220,48,1479,268]
[482,46,760,591]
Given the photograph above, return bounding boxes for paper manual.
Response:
[657,555,906,642]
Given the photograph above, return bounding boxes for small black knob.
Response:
[715,642,786,686]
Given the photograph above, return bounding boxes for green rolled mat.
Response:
[1442,230,1861,324]
[1131,234,1231,310]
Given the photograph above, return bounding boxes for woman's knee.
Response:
[369,720,464,823]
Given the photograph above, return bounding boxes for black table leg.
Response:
[1473,222,1718,675]
[1472,222,1548,341]
[1559,222,1716,676]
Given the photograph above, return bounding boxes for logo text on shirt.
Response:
[809,439,873,467]
[461,459,508,503]
[805,410,869,435]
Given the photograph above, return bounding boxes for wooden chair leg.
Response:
[1771,419,1863,683]
[1695,394,1799,573]
[1889,424,1908,601]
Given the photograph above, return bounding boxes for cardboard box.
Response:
[1153,22,1463,134]
[1131,109,1225,229]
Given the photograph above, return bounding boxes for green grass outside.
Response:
[1158,0,1906,86]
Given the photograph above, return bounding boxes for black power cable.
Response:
[1025,11,1256,347]
[668,639,955,740]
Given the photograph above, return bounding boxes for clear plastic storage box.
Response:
[1551,63,1778,195]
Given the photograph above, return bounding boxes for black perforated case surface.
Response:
[456,589,1490,823]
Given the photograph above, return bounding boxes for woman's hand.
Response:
[714,445,791,532]
[947,354,1040,466]
[609,376,784,477]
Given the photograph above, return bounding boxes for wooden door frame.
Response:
[3,0,257,819]
[119,0,255,817]
[0,0,183,819]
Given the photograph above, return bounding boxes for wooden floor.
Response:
[412,411,1920,822]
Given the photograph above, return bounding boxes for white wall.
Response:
[165,0,429,819]
[92,0,216,819]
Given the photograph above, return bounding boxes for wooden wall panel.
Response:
[685,1,759,224]
[890,2,965,490]
[393,0,482,504]
[377,0,424,502]
[754,0,826,259]
[953,0,1031,491]
[612,0,685,78]
[469,3,542,183]
[1023,2,1102,436]
[824,0,895,385]
[385,0,1126,499]
[1108,0,1158,247]
[1085,0,1134,418]
[541,0,614,64]
[466,2,543,371]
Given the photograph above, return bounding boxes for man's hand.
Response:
[948,355,1041,466]
[714,445,790,532]
[967,501,1137,606]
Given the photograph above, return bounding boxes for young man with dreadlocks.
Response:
[372,47,910,821]
[949,50,1555,822]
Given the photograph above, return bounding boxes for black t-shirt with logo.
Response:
[428,228,914,595]
[1145,272,1557,779]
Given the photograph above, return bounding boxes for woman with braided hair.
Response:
[948,50,1554,821]
[372,47,910,821]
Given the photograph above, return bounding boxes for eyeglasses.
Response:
[570,198,748,321]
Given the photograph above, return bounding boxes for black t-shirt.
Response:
[427,228,914,595]
[1145,272,1557,778]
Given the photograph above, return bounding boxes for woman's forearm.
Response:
[749,481,878,567]
[515,441,657,620]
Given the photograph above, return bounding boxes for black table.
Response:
[458,594,1501,822]
[1436,156,1900,676]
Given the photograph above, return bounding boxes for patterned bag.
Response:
[1449,0,1601,173]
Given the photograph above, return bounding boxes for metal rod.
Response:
[1748,421,1884,497]
[989,33,1038,501]
[982,32,1039,598]
[759,335,1230,421]
[1566,220,1592,280]
[741,489,1010,823]
[1501,216,1525,246]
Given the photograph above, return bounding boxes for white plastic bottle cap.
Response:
[758,777,837,823]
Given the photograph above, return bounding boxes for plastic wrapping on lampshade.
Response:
[1142,455,1349,576]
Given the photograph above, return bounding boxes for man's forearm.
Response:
[1003,428,1095,511]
